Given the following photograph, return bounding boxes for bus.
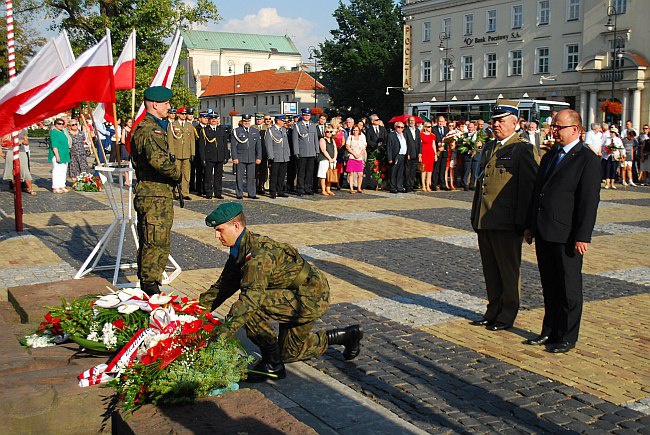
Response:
[408,99,570,123]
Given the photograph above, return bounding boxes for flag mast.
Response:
[5,0,23,232]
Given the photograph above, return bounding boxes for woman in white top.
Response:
[345,125,366,194]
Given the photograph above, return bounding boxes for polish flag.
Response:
[127,29,183,151]
[94,29,137,126]
[16,30,115,129]
[0,31,75,137]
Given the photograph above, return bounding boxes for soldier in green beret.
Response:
[200,202,363,382]
[130,86,181,296]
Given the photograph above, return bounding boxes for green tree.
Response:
[318,0,403,121]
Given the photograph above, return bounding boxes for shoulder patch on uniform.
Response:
[154,130,163,135]
[245,253,252,261]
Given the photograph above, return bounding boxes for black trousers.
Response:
[269,161,288,195]
[432,157,445,188]
[461,155,477,189]
[286,155,298,191]
[256,158,268,192]
[297,156,315,194]
[190,158,204,194]
[535,237,584,344]
[404,157,417,190]
[203,160,224,196]
[389,154,406,191]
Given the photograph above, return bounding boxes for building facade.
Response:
[199,69,328,125]
[180,30,303,97]
[402,0,649,128]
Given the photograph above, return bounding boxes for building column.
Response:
[632,89,642,132]
[622,90,630,125]
[580,90,588,125]
[588,91,598,126]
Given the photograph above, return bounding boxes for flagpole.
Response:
[86,102,108,165]
[79,111,101,168]
[5,0,23,232]
[130,29,136,120]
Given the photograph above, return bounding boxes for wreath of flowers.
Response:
[73,172,103,192]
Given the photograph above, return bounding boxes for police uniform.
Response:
[470,100,539,329]
[167,107,196,198]
[130,86,181,295]
[200,203,363,381]
[231,114,262,199]
[291,108,319,195]
[264,115,291,198]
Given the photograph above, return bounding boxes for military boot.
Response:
[326,324,363,360]
[141,281,161,296]
[245,343,286,382]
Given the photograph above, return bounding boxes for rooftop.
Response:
[201,69,326,97]
[181,30,300,55]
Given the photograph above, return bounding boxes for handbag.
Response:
[326,165,338,183]
[417,161,425,172]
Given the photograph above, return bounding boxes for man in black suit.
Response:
[386,122,408,193]
[199,113,229,199]
[366,114,388,189]
[524,109,601,353]
[434,115,450,142]
[404,116,422,191]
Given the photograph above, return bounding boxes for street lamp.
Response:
[605,6,625,103]
[308,46,319,108]
[386,86,412,95]
[227,60,241,116]
[438,32,455,102]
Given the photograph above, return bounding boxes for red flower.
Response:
[203,323,215,333]
[205,312,221,325]
[181,319,203,335]
[159,346,183,369]
[112,319,125,330]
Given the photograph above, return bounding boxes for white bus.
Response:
[408,99,570,123]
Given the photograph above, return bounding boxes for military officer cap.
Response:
[491,99,519,119]
[275,115,286,121]
[293,115,301,121]
[242,114,252,121]
[208,112,219,119]
[301,108,311,115]
[206,202,244,227]
[255,112,265,119]
[177,106,188,114]
[143,86,173,103]
[168,107,177,114]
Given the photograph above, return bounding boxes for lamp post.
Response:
[605,7,625,103]
[308,46,319,108]
[438,32,455,102]
[227,60,241,123]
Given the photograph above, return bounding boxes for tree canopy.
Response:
[318,0,403,121]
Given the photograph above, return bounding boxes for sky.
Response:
[198,1,342,62]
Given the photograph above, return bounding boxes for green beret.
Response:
[143,86,173,103]
[205,202,243,227]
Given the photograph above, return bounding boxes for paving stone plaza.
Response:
[0,146,648,433]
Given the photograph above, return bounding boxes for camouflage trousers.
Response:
[246,268,330,362]
[135,195,173,283]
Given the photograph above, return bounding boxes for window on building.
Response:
[463,14,474,36]
[286,95,290,101]
[565,44,580,70]
[613,0,627,14]
[512,5,523,29]
[509,49,523,76]
[244,63,251,73]
[442,17,452,37]
[567,0,580,21]
[461,56,473,79]
[486,10,497,32]
[538,1,550,25]
[484,53,497,77]
[536,47,550,73]
[231,98,235,107]
[253,96,257,106]
[241,97,244,106]
[422,21,431,42]
[609,38,626,68]
[222,100,225,108]
[440,58,452,82]
[265,96,268,105]
[211,61,218,76]
[271,96,274,104]
[421,60,431,82]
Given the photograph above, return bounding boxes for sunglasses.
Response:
[395,126,404,129]
[55,122,64,126]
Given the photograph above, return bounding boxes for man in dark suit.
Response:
[404,116,422,191]
[520,121,541,155]
[292,108,319,195]
[231,114,262,199]
[470,100,539,331]
[524,109,601,353]
[366,114,388,153]
[200,112,229,199]
[386,122,408,193]
[434,115,450,142]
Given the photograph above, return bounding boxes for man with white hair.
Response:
[584,123,603,156]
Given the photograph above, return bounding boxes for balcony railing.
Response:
[599,70,624,82]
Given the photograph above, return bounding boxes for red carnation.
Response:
[112,319,125,330]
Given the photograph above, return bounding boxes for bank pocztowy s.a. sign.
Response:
[463,32,522,47]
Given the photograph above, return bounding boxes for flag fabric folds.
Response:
[0,31,75,137]
[15,30,116,130]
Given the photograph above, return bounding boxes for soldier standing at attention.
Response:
[231,114,262,199]
[167,106,196,200]
[470,99,539,331]
[292,108,319,195]
[265,115,291,198]
[200,202,363,381]
[200,112,230,199]
[130,86,181,296]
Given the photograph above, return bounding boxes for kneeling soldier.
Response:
[200,202,363,381]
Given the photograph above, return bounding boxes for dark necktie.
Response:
[546,149,565,178]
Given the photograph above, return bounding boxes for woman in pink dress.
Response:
[345,125,366,194]
[419,122,436,191]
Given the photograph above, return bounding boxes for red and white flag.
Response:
[0,31,75,137]
[16,29,115,128]
[94,29,137,126]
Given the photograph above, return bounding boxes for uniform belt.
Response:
[289,259,311,289]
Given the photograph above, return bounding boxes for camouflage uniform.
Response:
[131,114,181,284]
[200,230,331,362]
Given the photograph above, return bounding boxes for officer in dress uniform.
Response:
[190,109,205,195]
[200,202,363,381]
[130,86,181,296]
[264,115,291,198]
[167,106,196,200]
[292,108,319,195]
[200,112,230,199]
[254,113,270,195]
[231,114,262,199]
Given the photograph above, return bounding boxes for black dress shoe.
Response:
[278,193,289,198]
[249,195,258,199]
[546,341,575,353]
[203,194,211,199]
[398,188,406,193]
[486,322,512,331]
[306,191,314,195]
[269,193,277,199]
[470,319,492,326]
[390,189,398,194]
[236,196,243,200]
[183,195,192,200]
[524,334,549,346]
[214,194,224,199]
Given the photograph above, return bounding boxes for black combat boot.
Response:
[326,324,363,360]
[140,281,161,296]
[245,343,286,382]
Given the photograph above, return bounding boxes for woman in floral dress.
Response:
[67,119,89,179]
